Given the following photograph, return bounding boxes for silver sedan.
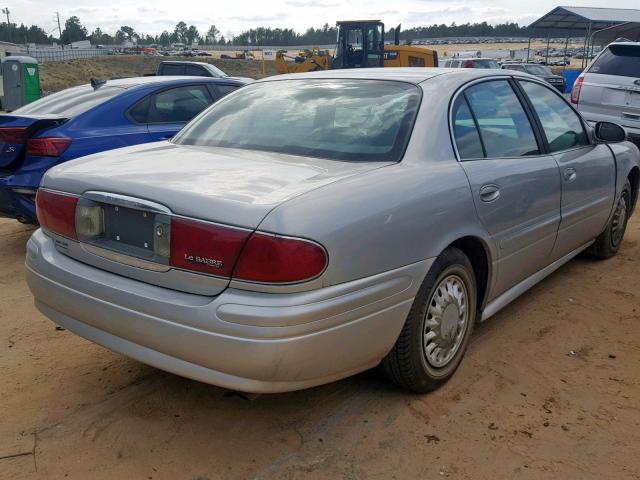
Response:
[26,68,640,393]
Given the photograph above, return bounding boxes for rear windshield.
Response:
[589,45,640,77]
[173,79,421,162]
[14,85,124,116]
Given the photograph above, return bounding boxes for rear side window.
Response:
[589,45,640,77]
[519,81,589,152]
[14,85,123,116]
[452,96,484,159]
[185,65,209,76]
[215,84,240,97]
[463,80,540,158]
[160,64,184,75]
[148,85,213,123]
[127,96,150,123]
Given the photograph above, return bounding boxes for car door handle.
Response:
[479,184,501,202]
[563,167,577,183]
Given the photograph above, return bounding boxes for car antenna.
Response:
[90,78,107,90]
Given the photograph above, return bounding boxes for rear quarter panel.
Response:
[259,73,496,289]
[608,140,640,211]
[258,160,493,289]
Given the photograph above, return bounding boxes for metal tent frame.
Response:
[527,6,640,69]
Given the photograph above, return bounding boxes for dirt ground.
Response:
[1,212,639,480]
[38,41,583,94]
[38,56,278,93]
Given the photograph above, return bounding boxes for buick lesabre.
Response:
[26,68,640,393]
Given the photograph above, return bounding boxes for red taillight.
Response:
[233,232,327,283]
[571,75,584,105]
[0,127,28,144]
[169,217,327,283]
[36,189,78,239]
[27,137,72,157]
[170,217,251,276]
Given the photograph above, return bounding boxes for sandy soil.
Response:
[38,56,278,93]
[38,41,584,94]
[1,213,639,479]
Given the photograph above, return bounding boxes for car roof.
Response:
[608,41,640,46]
[259,67,529,85]
[98,76,250,89]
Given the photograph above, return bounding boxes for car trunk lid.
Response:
[0,114,67,169]
[41,142,390,295]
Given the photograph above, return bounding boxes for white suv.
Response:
[572,41,640,145]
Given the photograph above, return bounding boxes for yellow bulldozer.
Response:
[275,20,438,74]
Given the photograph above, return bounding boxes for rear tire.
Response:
[589,180,631,260]
[381,247,476,393]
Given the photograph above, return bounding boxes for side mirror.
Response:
[594,122,627,143]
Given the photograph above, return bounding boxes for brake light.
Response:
[170,217,251,276]
[0,127,28,144]
[169,217,327,283]
[571,75,584,105]
[27,137,72,157]
[36,189,78,240]
[233,233,327,283]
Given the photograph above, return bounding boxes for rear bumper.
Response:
[26,229,431,393]
[0,184,37,222]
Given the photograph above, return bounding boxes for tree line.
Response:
[0,15,532,47]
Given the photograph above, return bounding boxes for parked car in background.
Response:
[26,68,639,394]
[0,76,250,224]
[441,58,500,69]
[572,41,640,146]
[500,63,567,92]
[156,61,227,77]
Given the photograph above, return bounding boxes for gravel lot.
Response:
[1,216,639,479]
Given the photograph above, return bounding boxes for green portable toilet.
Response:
[2,56,41,111]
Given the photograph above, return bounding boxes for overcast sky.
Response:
[10,0,640,38]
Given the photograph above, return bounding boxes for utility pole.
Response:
[56,12,64,48]
[2,8,10,43]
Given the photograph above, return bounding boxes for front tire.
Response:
[381,247,477,393]
[589,180,631,259]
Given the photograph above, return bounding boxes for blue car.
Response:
[0,75,250,223]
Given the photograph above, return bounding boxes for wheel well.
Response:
[628,167,639,214]
[450,237,490,313]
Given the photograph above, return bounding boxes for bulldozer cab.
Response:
[333,20,385,69]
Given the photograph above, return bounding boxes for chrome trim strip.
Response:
[83,191,171,214]
[481,241,594,322]
[39,188,80,198]
[81,243,171,272]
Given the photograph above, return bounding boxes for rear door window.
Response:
[452,96,484,159]
[148,85,213,123]
[463,80,540,158]
[589,45,640,77]
[519,81,589,152]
